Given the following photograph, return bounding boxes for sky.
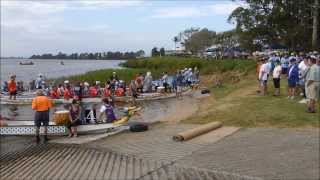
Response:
[1,0,243,57]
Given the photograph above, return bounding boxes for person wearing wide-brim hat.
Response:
[32,89,52,143]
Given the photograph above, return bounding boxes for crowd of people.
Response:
[1,67,200,143]
[257,51,320,113]
[2,67,200,101]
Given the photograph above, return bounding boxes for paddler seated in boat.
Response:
[63,81,73,100]
[99,98,117,123]
[50,86,60,99]
[66,99,82,137]
[8,75,17,100]
[73,82,83,100]
[115,80,125,96]
[104,81,112,97]
[57,84,64,97]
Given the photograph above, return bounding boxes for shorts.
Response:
[9,90,17,96]
[273,78,280,88]
[34,110,49,127]
[306,82,320,100]
[288,80,297,88]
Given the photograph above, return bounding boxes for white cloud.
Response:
[75,1,144,9]
[208,2,242,15]
[148,2,244,19]
[150,7,207,18]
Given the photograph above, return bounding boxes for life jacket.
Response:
[115,88,125,96]
[104,88,111,97]
[64,88,72,100]
[8,80,17,92]
[50,89,59,99]
[89,86,98,97]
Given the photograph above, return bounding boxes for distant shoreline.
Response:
[1,58,127,61]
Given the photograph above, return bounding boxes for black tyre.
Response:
[129,122,148,132]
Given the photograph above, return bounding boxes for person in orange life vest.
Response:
[103,81,112,97]
[8,75,17,100]
[32,90,52,143]
[63,82,73,100]
[50,86,59,99]
[89,86,98,97]
[57,84,64,97]
[115,87,125,96]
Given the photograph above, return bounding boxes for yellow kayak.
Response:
[113,116,129,125]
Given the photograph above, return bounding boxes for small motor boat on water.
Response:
[60,61,64,65]
[19,61,34,65]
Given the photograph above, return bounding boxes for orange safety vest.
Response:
[64,88,72,99]
[89,87,98,97]
[32,96,52,112]
[115,88,125,96]
[8,80,17,92]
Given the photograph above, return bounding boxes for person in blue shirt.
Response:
[287,58,299,99]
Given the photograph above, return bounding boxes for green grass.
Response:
[122,56,255,75]
[50,68,146,85]
[50,56,256,85]
[210,96,318,127]
[184,76,320,128]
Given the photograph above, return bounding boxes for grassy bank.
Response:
[50,57,255,85]
[122,56,255,75]
[184,74,319,128]
[49,56,318,128]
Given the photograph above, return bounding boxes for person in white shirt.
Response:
[272,60,282,96]
[298,57,309,103]
[259,58,268,95]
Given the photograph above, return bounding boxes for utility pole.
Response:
[312,0,319,50]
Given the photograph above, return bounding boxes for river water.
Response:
[0,59,123,82]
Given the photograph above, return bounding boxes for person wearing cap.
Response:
[287,58,299,99]
[272,60,282,96]
[305,57,320,113]
[32,90,52,143]
[8,75,17,100]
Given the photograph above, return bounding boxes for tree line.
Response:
[29,50,145,60]
[151,47,165,57]
[172,0,319,55]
